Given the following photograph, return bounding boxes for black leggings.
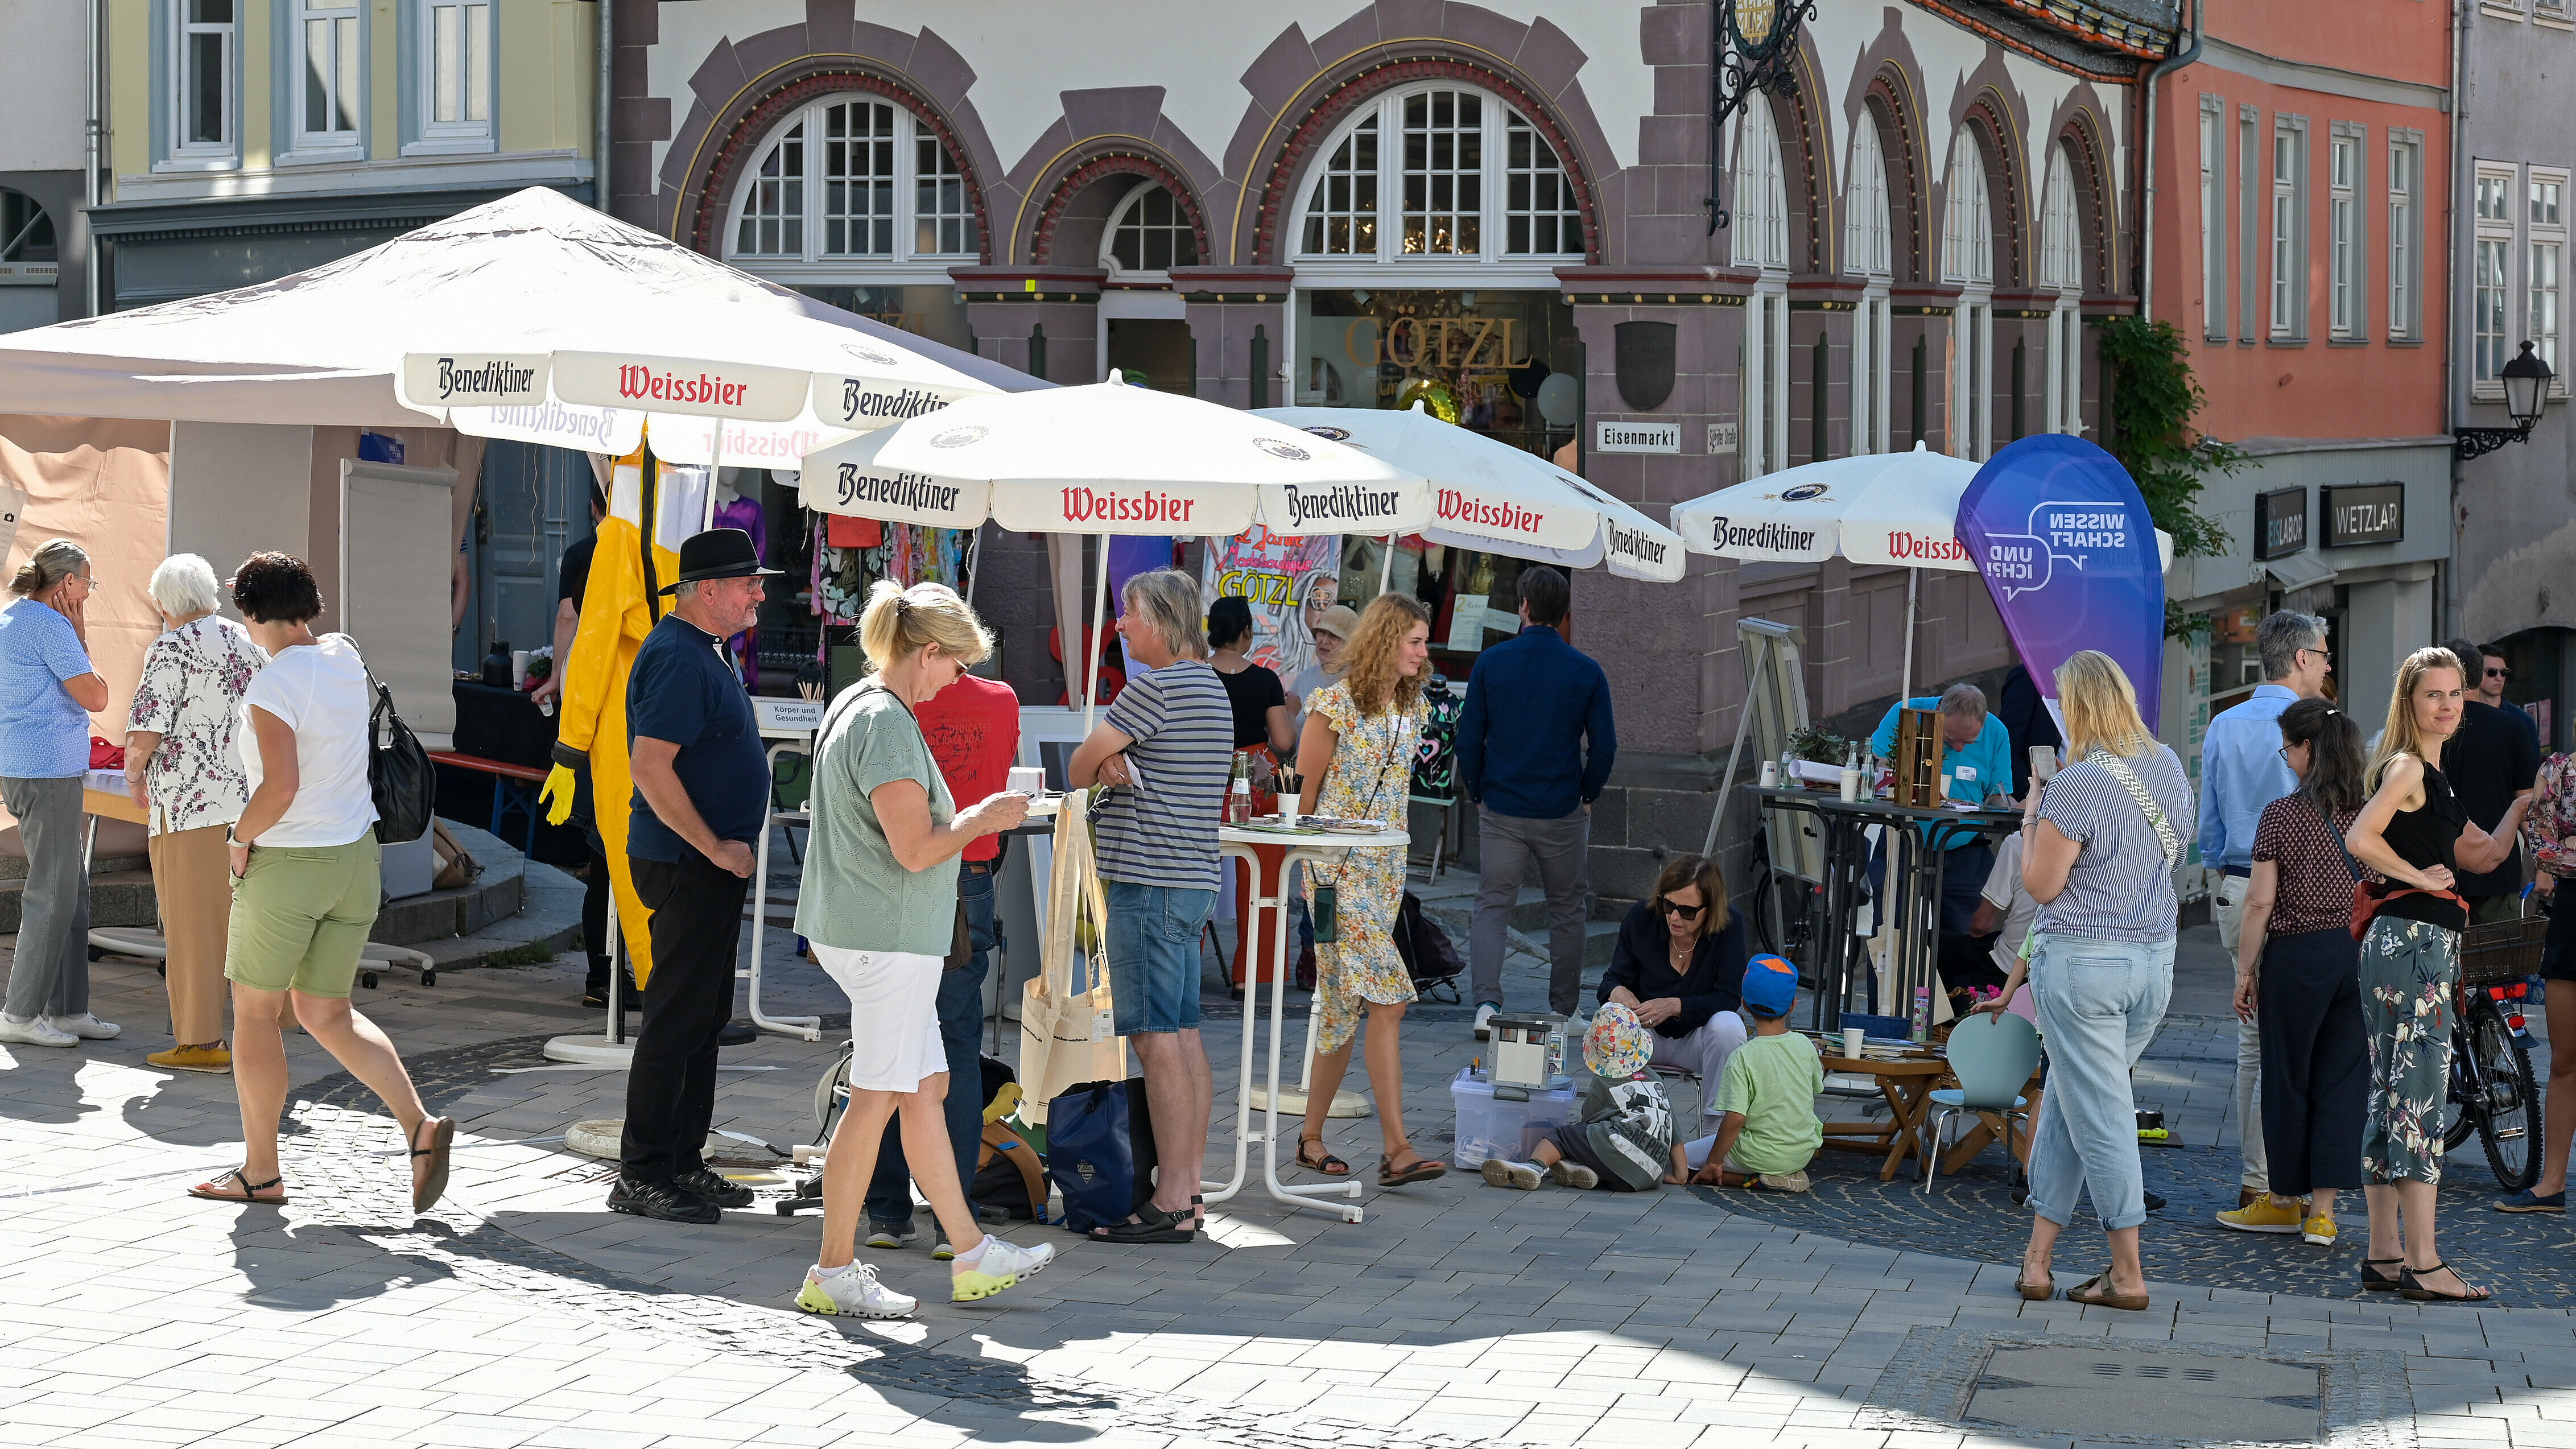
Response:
[2257,926,2369,1198]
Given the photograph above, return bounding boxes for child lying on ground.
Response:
[1480,1003,1675,1192]
[1662,954,1823,1192]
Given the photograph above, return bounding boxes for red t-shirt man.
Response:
[914,672,1021,862]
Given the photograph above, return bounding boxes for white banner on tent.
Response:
[445,400,645,456]
[551,351,811,422]
[396,352,552,410]
[809,362,985,431]
[1426,483,1600,552]
[990,480,1258,536]
[1254,478,1422,535]
[643,413,853,468]
[800,427,990,527]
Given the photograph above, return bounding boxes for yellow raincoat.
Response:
[537,443,685,988]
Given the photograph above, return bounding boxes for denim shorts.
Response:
[1105,880,1214,1035]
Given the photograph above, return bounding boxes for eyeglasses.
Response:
[2299,646,2332,664]
[1657,898,1705,919]
[2487,666,2512,680]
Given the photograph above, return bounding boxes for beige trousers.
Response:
[149,823,234,1045]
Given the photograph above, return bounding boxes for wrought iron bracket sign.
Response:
[1705,0,1818,234]
[2453,422,2534,461]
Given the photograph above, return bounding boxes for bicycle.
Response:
[1743,824,1821,973]
[2441,976,2541,1191]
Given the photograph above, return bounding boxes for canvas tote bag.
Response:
[1017,790,1124,1122]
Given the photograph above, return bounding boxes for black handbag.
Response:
[341,637,436,844]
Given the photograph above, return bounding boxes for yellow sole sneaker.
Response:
[2302,1216,2339,1246]
[950,1268,1019,1302]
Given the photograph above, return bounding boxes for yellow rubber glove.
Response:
[538,762,578,826]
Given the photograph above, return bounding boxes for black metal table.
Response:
[1744,786,2021,1033]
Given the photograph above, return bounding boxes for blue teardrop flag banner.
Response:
[1958,435,2165,732]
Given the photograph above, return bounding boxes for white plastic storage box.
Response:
[1450,1067,1579,1169]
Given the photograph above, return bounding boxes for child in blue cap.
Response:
[1665,954,1823,1191]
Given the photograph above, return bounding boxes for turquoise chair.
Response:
[1922,1011,2041,1191]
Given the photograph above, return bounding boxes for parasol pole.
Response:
[1378,534,1396,597]
[703,421,724,530]
[964,523,985,608]
[1083,532,1111,732]
[1898,565,1918,706]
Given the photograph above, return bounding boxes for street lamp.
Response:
[1703,0,1818,233]
[2456,339,2556,459]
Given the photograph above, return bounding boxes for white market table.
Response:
[1202,821,1409,1225]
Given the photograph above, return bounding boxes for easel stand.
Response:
[745,704,826,1041]
[1203,827,1406,1225]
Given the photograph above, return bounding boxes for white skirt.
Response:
[811,945,948,1092]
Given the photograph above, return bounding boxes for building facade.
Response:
[617,0,2173,900]
[2145,0,2453,798]
[2453,0,2576,753]
[90,0,598,312]
[0,1,93,329]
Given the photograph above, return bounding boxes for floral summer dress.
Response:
[1302,681,1423,1053]
[125,617,266,836]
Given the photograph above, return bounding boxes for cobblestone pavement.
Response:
[3,903,2574,1448]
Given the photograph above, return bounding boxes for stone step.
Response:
[0,870,161,934]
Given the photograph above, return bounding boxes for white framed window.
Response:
[2201,98,2226,339]
[291,0,361,154]
[416,2,493,152]
[2329,129,2361,338]
[2039,145,2085,436]
[1294,85,1581,264]
[1736,99,1790,474]
[173,0,238,163]
[2475,164,2515,387]
[1846,117,1894,455]
[2533,170,2566,384]
[2389,136,2420,339]
[1732,97,1790,273]
[2270,127,2296,337]
[1100,184,1199,278]
[724,97,981,276]
[1943,127,1995,460]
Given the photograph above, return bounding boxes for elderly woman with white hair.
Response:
[122,553,268,1073]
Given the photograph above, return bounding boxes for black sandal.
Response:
[410,1116,456,1214]
[2400,1260,2492,1303]
[189,1168,288,1204]
[1089,1202,1195,1244]
[1297,1136,1351,1177]
[2360,1257,2404,1291]
[1377,1151,1447,1187]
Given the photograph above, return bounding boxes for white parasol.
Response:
[1257,403,1687,584]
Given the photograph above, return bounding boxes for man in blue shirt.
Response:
[610,528,780,1226]
[1866,683,2014,938]
[1457,566,1616,1035]
[2197,609,2331,1209]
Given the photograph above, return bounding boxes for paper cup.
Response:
[1758,761,1780,789]
[1007,766,1046,795]
[1839,767,1862,802]
[1842,1027,1865,1059]
[510,650,530,687]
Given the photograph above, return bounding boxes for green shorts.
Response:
[224,833,382,997]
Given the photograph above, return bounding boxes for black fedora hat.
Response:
[658,527,785,595]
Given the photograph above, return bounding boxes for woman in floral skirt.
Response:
[2346,646,2531,1301]
[1291,593,1445,1187]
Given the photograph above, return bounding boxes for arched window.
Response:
[724,96,980,270]
[1846,118,1894,455]
[1101,184,1199,277]
[2039,143,2086,436]
[1294,85,1582,262]
[1736,98,1791,475]
[1943,127,1996,460]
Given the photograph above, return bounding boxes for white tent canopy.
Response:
[0,187,1041,449]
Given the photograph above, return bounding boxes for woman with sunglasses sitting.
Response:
[1596,854,1752,1141]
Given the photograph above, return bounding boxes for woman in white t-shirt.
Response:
[185,552,454,1216]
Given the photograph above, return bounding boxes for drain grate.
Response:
[1861,1328,2418,1449]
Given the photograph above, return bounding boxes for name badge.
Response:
[1953,766,1978,781]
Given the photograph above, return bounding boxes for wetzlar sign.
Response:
[2253,486,2308,560]
[2321,482,2405,548]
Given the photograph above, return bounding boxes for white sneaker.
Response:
[1473,1003,1498,1040]
[1481,1158,1542,1190]
[47,1014,120,1041]
[795,1262,916,1319]
[951,1236,1054,1302]
[1547,1159,1597,1190]
[0,1014,78,1048]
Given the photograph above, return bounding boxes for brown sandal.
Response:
[1377,1150,1447,1187]
[1297,1136,1351,1177]
[410,1116,456,1214]
[2065,1271,2149,1311]
[2017,1269,2055,1301]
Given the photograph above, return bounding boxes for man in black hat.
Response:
[609,527,782,1224]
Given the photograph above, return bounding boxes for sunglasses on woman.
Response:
[1656,898,1704,919]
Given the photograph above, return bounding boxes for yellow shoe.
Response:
[2215,1196,2305,1233]
[949,1236,1054,1303]
[148,1043,232,1074]
[2302,1213,2338,1246]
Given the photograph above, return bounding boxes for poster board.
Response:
[1200,526,1339,685]
[341,459,459,747]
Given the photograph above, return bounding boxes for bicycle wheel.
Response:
[2471,1006,2541,1190]
[813,1041,855,1142]
[1748,863,1782,955]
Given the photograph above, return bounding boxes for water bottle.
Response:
[1225,754,1252,824]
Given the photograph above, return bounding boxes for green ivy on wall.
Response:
[2099,316,2242,641]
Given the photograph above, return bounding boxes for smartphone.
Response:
[2029,746,2061,786]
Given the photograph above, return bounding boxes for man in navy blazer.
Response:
[1455,565,1617,1037]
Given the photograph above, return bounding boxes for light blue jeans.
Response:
[2024,932,2175,1232]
